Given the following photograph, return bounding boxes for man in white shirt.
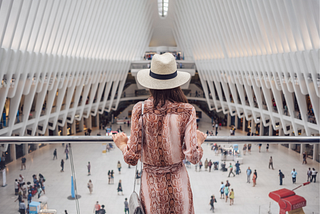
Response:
[15,179,19,195]
[291,168,297,184]
[18,174,24,185]
[19,200,26,214]
[311,168,317,183]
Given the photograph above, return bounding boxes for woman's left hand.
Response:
[112,132,128,150]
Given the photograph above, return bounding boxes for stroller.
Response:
[213,161,219,170]
[220,162,227,171]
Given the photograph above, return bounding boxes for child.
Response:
[209,195,217,212]
[229,188,234,205]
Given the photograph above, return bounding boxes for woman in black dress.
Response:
[117,179,123,195]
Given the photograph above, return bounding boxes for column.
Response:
[87,115,92,129]
[313,143,319,162]
[80,118,84,131]
[242,118,246,132]
[96,114,99,129]
[251,119,256,135]
[227,114,231,127]
[269,124,273,136]
[71,121,76,135]
[300,144,306,155]
[10,144,16,161]
[279,128,283,136]
[53,125,59,136]
[235,115,238,129]
[23,144,28,155]
[289,126,295,150]
[63,123,67,136]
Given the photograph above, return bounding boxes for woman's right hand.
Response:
[196,130,207,146]
[112,132,128,151]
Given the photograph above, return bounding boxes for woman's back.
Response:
[124,98,202,167]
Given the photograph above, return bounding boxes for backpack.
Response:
[281,173,285,179]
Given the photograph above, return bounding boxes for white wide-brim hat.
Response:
[137,53,190,90]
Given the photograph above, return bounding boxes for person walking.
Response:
[87,180,93,194]
[248,144,252,153]
[124,198,129,214]
[269,156,274,169]
[199,160,203,171]
[111,170,114,184]
[258,144,262,153]
[243,144,247,155]
[220,181,225,199]
[117,161,122,174]
[266,144,269,152]
[254,170,258,184]
[94,201,100,214]
[87,162,91,175]
[209,195,217,212]
[302,152,307,164]
[208,160,212,172]
[291,168,297,184]
[224,185,229,202]
[228,163,235,177]
[53,149,57,160]
[307,168,312,182]
[117,180,123,195]
[112,53,206,214]
[18,200,26,214]
[246,167,252,183]
[60,159,64,172]
[204,158,208,171]
[21,157,26,170]
[252,172,257,187]
[311,168,318,183]
[235,161,240,175]
[65,147,69,160]
[229,189,234,206]
[108,170,111,184]
[279,170,284,185]
[99,205,106,214]
[15,179,19,195]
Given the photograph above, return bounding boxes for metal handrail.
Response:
[1,136,319,144]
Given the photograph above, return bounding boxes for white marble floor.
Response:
[0,122,319,214]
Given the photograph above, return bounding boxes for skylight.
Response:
[158,0,169,18]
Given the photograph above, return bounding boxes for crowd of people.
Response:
[14,173,46,213]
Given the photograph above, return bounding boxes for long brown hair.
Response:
[149,87,188,108]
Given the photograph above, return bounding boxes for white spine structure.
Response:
[173,0,319,136]
[0,0,153,142]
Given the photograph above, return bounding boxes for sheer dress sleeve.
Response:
[121,102,143,166]
[182,107,203,164]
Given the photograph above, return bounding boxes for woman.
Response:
[87,162,91,175]
[117,179,123,195]
[113,53,206,214]
[110,170,114,184]
[243,144,247,155]
[108,170,111,184]
[117,161,122,174]
[87,180,93,194]
[229,188,234,205]
[252,173,257,187]
[60,159,64,172]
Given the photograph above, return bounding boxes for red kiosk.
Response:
[269,182,310,214]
